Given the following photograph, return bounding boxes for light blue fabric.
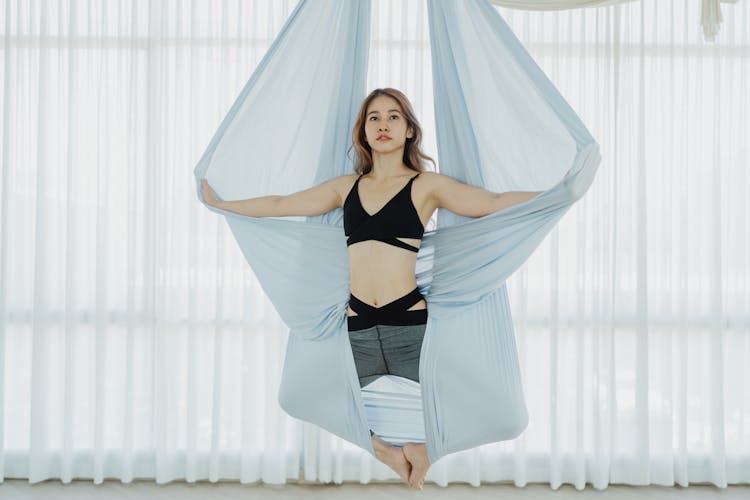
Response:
[194,0,600,464]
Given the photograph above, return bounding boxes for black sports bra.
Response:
[343,173,424,252]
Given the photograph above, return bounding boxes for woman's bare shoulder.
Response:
[337,173,359,188]
[418,171,447,181]
[331,173,360,204]
[414,170,446,193]
[419,171,467,190]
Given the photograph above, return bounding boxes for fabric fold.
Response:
[194,0,600,464]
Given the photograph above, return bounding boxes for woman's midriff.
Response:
[347,239,427,318]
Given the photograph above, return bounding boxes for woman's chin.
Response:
[371,143,402,153]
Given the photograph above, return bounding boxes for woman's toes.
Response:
[402,442,429,489]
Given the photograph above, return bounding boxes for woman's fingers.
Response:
[201,179,216,205]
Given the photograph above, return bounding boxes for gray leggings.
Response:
[348,322,427,389]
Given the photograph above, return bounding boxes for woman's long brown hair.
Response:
[349,88,436,175]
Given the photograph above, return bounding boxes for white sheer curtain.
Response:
[1,0,748,489]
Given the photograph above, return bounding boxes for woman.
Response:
[202,88,541,490]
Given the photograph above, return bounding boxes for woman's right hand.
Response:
[201,179,219,206]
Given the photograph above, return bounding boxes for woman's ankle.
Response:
[371,435,391,457]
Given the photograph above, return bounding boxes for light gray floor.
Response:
[1,480,748,499]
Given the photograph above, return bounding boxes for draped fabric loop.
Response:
[194,0,599,464]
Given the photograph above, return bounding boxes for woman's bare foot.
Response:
[372,435,412,486]
[402,442,430,490]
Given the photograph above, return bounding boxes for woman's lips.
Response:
[377,137,391,141]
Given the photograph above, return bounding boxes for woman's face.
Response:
[364,95,413,154]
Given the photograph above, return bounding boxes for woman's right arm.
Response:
[201,176,347,217]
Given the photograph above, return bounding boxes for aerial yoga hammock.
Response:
[194,0,600,466]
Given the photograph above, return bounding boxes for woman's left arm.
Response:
[425,171,542,218]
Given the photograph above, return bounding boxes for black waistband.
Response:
[347,287,428,331]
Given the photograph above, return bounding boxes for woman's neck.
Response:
[370,152,410,180]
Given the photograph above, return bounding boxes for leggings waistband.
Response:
[347,287,427,331]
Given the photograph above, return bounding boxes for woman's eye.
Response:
[390,115,398,120]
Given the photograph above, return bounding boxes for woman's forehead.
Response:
[367,96,401,114]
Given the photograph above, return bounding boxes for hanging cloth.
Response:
[193,0,600,465]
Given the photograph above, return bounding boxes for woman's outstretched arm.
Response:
[201,176,348,217]
[424,172,542,218]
